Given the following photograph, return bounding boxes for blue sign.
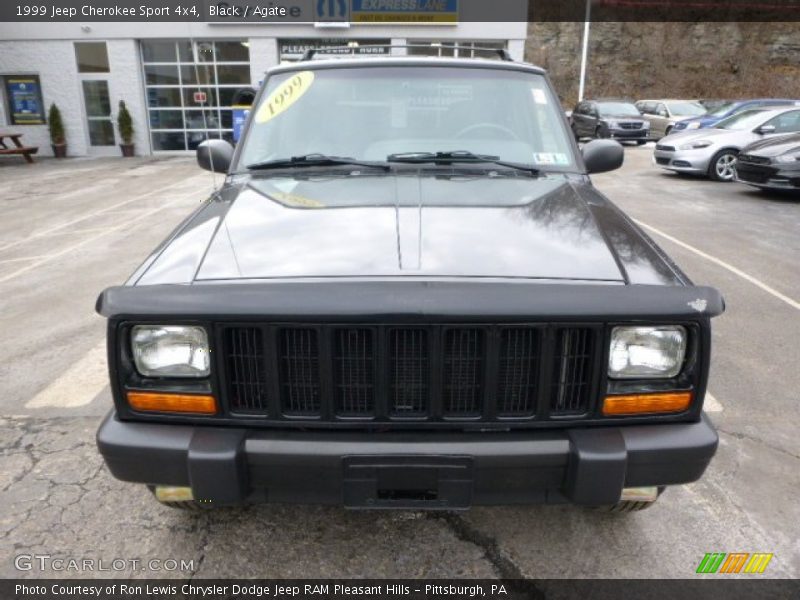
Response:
[232,106,250,142]
[351,0,458,23]
[5,76,45,125]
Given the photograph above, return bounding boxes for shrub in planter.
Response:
[117,100,135,157]
[48,103,67,158]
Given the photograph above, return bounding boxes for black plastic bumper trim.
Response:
[96,411,718,507]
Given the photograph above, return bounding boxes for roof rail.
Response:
[301,44,514,62]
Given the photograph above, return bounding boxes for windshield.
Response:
[238,66,576,170]
[715,109,770,130]
[596,102,640,118]
[666,101,706,117]
[709,102,738,117]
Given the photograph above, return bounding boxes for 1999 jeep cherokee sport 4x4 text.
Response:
[96,51,724,512]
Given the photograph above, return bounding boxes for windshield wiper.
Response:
[386,150,541,176]
[246,153,391,172]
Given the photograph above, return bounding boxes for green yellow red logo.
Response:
[696,552,773,574]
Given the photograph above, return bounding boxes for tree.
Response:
[117,100,134,145]
[48,103,65,145]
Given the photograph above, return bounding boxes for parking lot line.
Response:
[26,340,108,408]
[704,392,723,412]
[634,219,800,311]
[0,255,49,264]
[0,174,206,253]
[0,181,206,284]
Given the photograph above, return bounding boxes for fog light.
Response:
[602,391,692,416]
[127,391,217,414]
[620,486,659,502]
[154,486,194,502]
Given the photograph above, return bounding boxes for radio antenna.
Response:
[188,31,218,192]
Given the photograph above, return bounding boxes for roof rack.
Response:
[301,44,514,62]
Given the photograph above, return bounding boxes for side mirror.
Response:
[582,139,624,174]
[756,125,776,135]
[196,139,234,173]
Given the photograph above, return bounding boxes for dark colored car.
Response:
[570,99,650,144]
[735,132,800,192]
[96,55,723,513]
[672,98,800,132]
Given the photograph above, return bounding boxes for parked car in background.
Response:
[735,132,800,192]
[635,100,706,140]
[697,99,729,113]
[654,105,800,181]
[571,99,649,144]
[672,98,800,132]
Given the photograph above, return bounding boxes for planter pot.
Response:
[51,144,67,158]
[119,143,135,157]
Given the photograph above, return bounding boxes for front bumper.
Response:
[97,411,718,509]
[607,127,649,140]
[735,163,800,190]
[653,147,714,173]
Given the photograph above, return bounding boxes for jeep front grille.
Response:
[389,328,429,417]
[443,329,484,417]
[334,328,375,416]
[497,327,539,417]
[280,328,321,416]
[551,327,594,414]
[221,324,599,425]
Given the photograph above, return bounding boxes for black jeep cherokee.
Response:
[96,55,723,512]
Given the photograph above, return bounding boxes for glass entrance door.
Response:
[82,80,115,148]
[74,42,117,155]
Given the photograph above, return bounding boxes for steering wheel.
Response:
[455,123,520,140]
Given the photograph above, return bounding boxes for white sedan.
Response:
[652,106,800,181]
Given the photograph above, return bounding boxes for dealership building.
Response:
[0,5,527,157]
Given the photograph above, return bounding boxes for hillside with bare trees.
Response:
[526,22,800,106]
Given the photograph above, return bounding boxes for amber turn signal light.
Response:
[602,391,692,416]
[127,391,217,415]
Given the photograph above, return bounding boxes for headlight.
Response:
[605,120,619,128]
[685,122,701,130]
[773,153,800,164]
[679,140,713,150]
[131,325,210,378]
[608,326,687,379]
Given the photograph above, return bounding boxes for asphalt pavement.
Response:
[0,147,798,580]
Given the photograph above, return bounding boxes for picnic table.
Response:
[0,132,38,163]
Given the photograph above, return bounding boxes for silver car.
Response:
[635,99,707,140]
[653,106,800,181]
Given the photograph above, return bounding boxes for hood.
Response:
[741,133,800,157]
[135,173,631,285]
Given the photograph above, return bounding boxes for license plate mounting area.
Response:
[342,455,474,510]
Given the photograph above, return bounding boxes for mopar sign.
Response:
[351,0,458,23]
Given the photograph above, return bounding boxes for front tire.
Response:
[709,149,738,181]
